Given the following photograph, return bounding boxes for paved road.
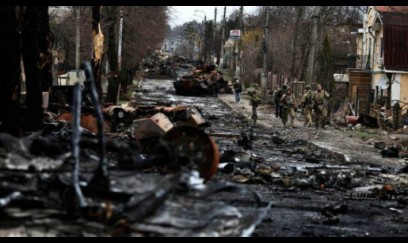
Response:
[218,92,404,167]
[136,79,408,237]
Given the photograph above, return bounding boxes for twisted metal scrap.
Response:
[82,61,108,177]
[72,82,87,207]
[71,61,109,208]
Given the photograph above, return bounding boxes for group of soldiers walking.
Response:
[233,80,330,129]
[274,83,330,129]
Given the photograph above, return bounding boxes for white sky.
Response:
[169,6,259,27]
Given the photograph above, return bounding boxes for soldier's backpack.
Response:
[275,89,284,103]
[251,94,261,108]
[305,92,313,106]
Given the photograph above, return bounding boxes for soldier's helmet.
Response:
[282,84,287,90]
[305,85,311,90]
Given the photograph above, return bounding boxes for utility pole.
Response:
[118,9,124,71]
[211,7,217,63]
[196,10,207,62]
[240,6,245,35]
[306,6,320,84]
[219,6,226,67]
[116,9,124,105]
[75,7,80,79]
[261,6,270,88]
[235,6,243,78]
[203,15,207,62]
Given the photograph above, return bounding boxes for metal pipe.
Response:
[82,61,108,178]
[72,82,87,207]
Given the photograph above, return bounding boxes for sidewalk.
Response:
[218,93,304,129]
[218,93,404,167]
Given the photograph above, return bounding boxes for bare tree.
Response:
[92,6,104,96]
[104,6,120,104]
[0,7,22,135]
[20,6,52,131]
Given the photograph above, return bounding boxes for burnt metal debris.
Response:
[2,53,408,236]
[0,58,277,236]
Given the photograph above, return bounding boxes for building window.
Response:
[380,37,383,58]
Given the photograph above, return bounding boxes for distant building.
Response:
[161,38,184,54]
[349,6,408,114]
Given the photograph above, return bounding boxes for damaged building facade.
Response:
[349,6,408,116]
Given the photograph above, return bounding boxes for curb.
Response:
[217,96,271,130]
[217,95,350,163]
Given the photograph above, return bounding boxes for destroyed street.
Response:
[1,5,408,237]
[0,76,407,236]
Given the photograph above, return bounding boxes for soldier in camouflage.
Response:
[274,84,287,118]
[300,85,314,127]
[249,84,261,126]
[280,88,297,128]
[312,84,330,129]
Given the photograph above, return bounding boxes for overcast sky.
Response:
[169,6,259,27]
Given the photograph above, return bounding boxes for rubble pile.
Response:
[1,57,408,236]
[0,62,272,237]
[141,52,232,96]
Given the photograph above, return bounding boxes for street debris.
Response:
[1,53,408,236]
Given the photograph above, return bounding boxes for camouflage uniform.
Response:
[312,88,330,129]
[250,86,261,126]
[280,91,297,128]
[301,86,314,127]
[274,85,287,118]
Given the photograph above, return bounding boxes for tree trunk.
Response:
[21,6,43,131]
[105,6,120,104]
[0,6,22,136]
[38,6,53,92]
[290,7,303,79]
[92,6,104,97]
[306,6,320,84]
